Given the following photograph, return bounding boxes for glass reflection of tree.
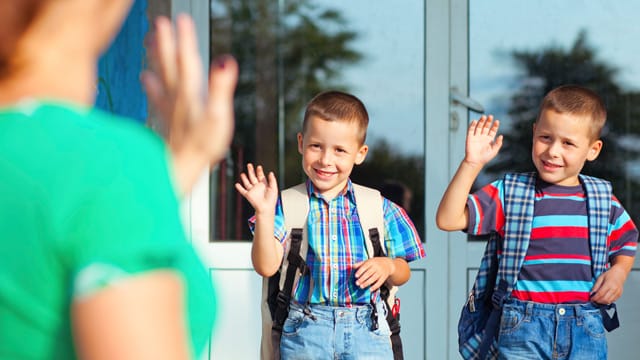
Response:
[210,1,362,240]
[485,30,640,225]
[351,141,425,240]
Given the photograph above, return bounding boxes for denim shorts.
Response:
[280,301,393,360]
[498,299,607,360]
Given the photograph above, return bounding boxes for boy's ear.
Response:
[354,144,369,165]
[297,133,304,155]
[587,139,603,161]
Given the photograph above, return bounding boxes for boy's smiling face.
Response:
[297,115,368,199]
[531,109,603,186]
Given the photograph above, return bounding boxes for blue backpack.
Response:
[458,172,619,360]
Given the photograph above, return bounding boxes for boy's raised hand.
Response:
[235,163,279,214]
[435,115,502,231]
[465,115,503,167]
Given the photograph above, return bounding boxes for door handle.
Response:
[450,87,485,114]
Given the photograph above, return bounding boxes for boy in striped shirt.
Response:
[436,85,637,359]
[237,90,425,359]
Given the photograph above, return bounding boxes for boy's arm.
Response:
[590,255,635,305]
[354,198,425,290]
[435,160,483,231]
[436,115,503,231]
[387,258,411,286]
[251,213,284,277]
[235,164,283,276]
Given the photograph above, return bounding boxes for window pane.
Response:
[470,1,640,227]
[210,0,425,241]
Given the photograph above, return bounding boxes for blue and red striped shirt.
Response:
[250,179,425,306]
[467,178,637,304]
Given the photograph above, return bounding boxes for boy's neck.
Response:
[309,179,349,201]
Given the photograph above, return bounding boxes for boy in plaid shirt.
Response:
[237,90,425,359]
[436,85,637,359]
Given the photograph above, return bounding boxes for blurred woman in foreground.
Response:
[0,0,237,359]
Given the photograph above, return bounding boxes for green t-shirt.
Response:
[0,101,215,359]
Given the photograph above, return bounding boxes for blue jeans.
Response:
[280,301,393,360]
[498,299,607,360]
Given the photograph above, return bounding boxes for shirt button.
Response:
[333,264,338,269]
[331,235,337,241]
[558,308,566,315]
[331,208,337,213]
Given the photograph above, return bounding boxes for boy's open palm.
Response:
[465,115,503,167]
[235,163,279,214]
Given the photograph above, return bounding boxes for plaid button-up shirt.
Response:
[250,179,425,305]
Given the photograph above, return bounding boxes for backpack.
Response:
[458,172,618,360]
[260,183,403,360]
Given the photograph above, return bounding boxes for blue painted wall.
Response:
[96,0,149,123]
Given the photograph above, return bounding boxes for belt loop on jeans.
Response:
[575,305,583,326]
[571,304,584,317]
[525,301,534,317]
[576,303,591,316]
[351,303,370,324]
[575,303,593,325]
[355,303,371,317]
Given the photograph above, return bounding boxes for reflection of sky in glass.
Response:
[320,0,425,156]
[471,1,640,120]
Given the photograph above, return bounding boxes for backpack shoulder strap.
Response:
[281,183,309,232]
[497,172,536,294]
[261,183,310,360]
[353,183,404,357]
[579,174,613,278]
[579,175,620,332]
[353,184,385,258]
[351,184,396,299]
[279,183,310,290]
[475,172,536,358]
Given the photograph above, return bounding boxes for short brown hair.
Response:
[302,90,369,144]
[536,85,607,140]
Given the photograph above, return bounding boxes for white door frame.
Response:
[175,0,213,246]
[424,0,472,358]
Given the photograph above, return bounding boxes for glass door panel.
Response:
[209,0,425,241]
